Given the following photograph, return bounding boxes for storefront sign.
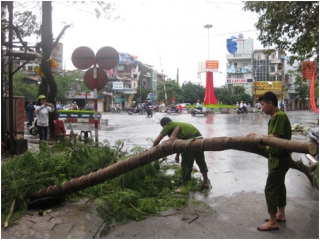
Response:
[113,82,123,89]
[228,78,247,83]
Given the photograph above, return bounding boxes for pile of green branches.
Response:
[1,138,209,227]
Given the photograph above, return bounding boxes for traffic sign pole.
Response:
[72,46,119,146]
[93,63,98,145]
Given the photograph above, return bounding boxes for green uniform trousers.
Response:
[181,151,208,182]
[265,154,291,214]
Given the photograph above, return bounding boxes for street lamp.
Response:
[203,24,213,59]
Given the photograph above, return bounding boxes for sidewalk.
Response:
[1,199,105,239]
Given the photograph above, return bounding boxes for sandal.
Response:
[257,225,279,231]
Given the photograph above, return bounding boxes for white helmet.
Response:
[133,101,136,103]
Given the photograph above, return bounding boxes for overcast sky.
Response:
[18,1,263,87]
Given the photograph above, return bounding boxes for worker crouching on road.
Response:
[153,117,210,192]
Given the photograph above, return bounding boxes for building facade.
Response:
[226,37,286,105]
[226,38,254,98]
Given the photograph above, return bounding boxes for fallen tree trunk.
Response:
[27,127,318,201]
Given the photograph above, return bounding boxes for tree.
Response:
[286,67,311,109]
[1,2,40,44]
[214,86,251,105]
[12,73,38,101]
[243,2,319,63]
[54,72,87,104]
[134,86,150,103]
[181,81,205,103]
[156,80,182,104]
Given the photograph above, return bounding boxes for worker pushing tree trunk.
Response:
[27,126,318,201]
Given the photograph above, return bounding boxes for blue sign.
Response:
[226,36,237,54]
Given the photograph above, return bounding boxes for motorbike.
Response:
[111,107,122,114]
[305,130,319,165]
[237,106,248,114]
[191,106,208,116]
[167,106,181,114]
[152,104,159,112]
[29,118,38,136]
[146,105,153,117]
[127,106,143,115]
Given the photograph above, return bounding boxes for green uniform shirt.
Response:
[160,121,202,139]
[266,109,292,156]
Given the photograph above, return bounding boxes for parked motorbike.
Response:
[305,130,319,165]
[111,107,122,114]
[29,118,38,136]
[167,106,181,114]
[127,106,143,115]
[191,106,208,116]
[237,106,248,114]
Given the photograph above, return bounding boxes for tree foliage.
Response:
[155,81,206,104]
[214,86,252,105]
[181,81,205,103]
[54,72,88,104]
[156,80,182,104]
[12,73,39,101]
[1,140,208,226]
[243,1,319,63]
[1,2,41,43]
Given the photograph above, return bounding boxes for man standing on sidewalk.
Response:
[248,91,292,231]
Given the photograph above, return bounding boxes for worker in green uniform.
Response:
[248,91,291,231]
[153,117,209,192]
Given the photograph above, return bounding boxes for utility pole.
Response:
[204,24,213,59]
[177,68,179,84]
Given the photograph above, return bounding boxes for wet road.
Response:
[69,110,318,239]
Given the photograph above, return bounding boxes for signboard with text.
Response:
[113,82,123,89]
[227,78,247,83]
[302,61,315,81]
[205,60,219,72]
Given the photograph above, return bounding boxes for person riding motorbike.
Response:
[145,99,153,117]
[168,102,180,113]
[238,101,248,113]
[130,101,138,112]
[196,100,202,111]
